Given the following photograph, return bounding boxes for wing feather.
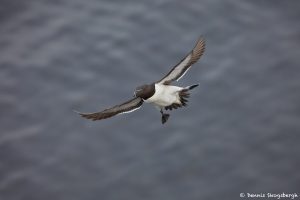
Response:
[76,97,143,121]
[157,38,205,85]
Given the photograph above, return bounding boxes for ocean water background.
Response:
[1,0,300,199]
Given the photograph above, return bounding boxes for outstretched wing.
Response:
[76,97,143,121]
[157,38,205,85]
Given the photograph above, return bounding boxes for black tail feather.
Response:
[187,84,199,90]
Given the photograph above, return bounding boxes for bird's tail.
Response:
[176,84,199,108]
[165,84,199,110]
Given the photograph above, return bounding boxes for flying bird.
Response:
[76,38,205,124]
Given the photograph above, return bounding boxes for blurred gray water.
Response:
[1,0,300,200]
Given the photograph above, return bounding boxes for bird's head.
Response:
[134,84,155,100]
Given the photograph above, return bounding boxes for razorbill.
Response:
[76,37,205,124]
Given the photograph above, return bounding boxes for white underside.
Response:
[144,84,183,108]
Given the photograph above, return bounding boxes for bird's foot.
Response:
[161,113,170,124]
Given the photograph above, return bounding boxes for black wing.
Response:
[157,38,205,85]
[76,97,143,121]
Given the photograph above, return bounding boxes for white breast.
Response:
[144,84,182,107]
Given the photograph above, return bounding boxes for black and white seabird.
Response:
[76,38,205,124]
